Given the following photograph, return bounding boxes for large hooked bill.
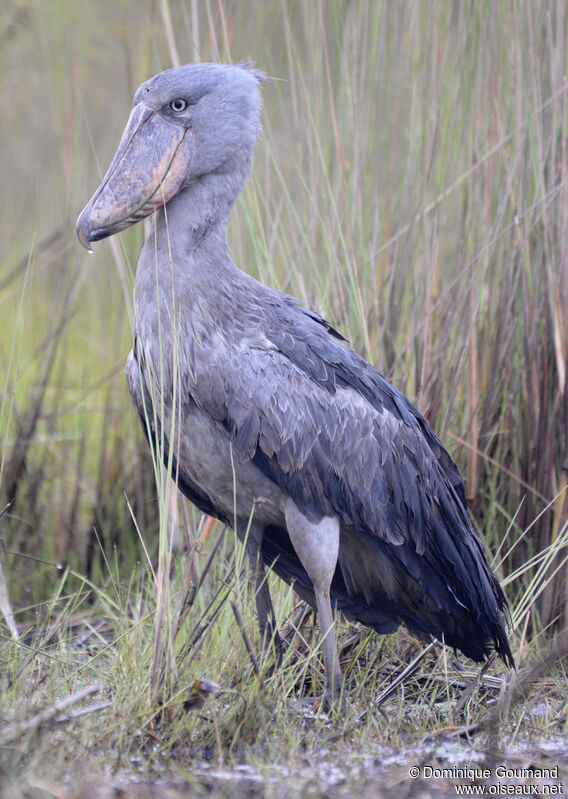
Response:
[76,103,192,251]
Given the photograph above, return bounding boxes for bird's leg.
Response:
[312,583,343,708]
[245,525,283,663]
[284,501,343,709]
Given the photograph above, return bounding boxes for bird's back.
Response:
[242,284,512,665]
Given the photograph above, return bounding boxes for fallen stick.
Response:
[0,684,101,745]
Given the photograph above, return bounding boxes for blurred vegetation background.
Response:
[1,0,567,638]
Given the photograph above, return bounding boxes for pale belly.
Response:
[126,347,295,532]
[163,400,289,530]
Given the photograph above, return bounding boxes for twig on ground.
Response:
[0,685,102,745]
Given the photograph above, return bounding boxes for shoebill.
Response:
[77,62,512,707]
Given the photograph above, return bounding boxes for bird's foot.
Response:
[316,680,346,716]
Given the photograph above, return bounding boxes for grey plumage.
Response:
[78,62,513,705]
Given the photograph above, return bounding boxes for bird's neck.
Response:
[134,170,244,325]
[155,171,238,254]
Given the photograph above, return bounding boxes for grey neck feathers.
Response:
[156,153,251,255]
[135,161,251,321]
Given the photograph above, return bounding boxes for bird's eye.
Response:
[170,98,188,113]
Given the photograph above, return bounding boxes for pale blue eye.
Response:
[170,98,187,113]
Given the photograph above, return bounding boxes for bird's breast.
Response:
[162,398,288,530]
